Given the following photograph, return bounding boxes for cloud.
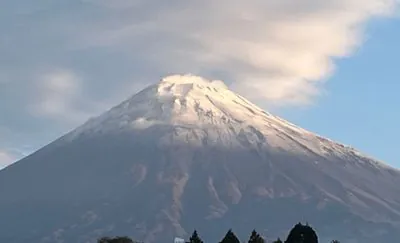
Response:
[29,69,86,124]
[74,0,398,106]
[0,0,398,157]
[28,69,118,126]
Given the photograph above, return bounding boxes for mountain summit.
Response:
[67,74,310,148]
[69,74,283,136]
[1,74,400,243]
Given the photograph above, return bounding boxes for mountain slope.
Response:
[1,74,400,243]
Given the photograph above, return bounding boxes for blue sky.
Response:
[0,0,399,168]
[277,17,400,166]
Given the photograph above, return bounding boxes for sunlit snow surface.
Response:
[67,74,392,171]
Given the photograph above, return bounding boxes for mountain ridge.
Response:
[1,74,400,243]
[63,74,392,172]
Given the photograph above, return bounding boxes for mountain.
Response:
[1,74,400,243]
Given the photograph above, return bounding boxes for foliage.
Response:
[248,229,265,243]
[220,229,240,243]
[189,230,204,243]
[285,222,318,243]
[98,222,343,243]
[98,236,136,243]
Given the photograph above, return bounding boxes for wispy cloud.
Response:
[28,69,129,126]
[30,70,82,121]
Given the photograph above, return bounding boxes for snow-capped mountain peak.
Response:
[66,74,393,173]
[68,74,309,142]
[2,75,400,243]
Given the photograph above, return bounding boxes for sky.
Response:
[0,0,399,169]
[278,17,400,165]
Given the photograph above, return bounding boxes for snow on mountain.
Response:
[66,74,391,170]
[1,74,400,243]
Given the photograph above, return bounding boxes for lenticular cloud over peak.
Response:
[1,0,398,134]
[81,0,398,106]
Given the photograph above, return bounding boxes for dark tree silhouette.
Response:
[188,230,204,243]
[98,237,112,243]
[272,238,283,243]
[220,229,240,243]
[285,222,318,243]
[248,229,265,243]
[98,236,135,243]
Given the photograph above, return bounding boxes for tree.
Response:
[285,222,318,243]
[272,238,283,243]
[248,229,265,243]
[220,229,240,243]
[188,230,203,243]
[98,236,136,243]
[98,237,112,243]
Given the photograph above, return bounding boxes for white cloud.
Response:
[27,68,145,126]
[0,0,397,163]
[77,0,398,106]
